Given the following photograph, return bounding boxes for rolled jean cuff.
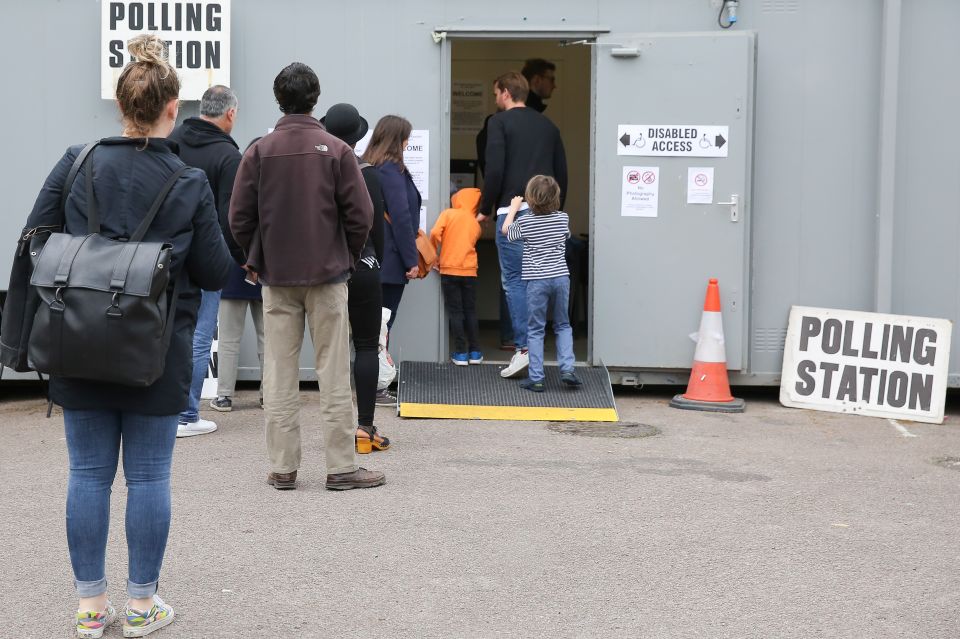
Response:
[328,464,359,476]
[75,577,108,597]
[127,579,159,599]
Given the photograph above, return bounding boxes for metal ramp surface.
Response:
[398,361,618,422]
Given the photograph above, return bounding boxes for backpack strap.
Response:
[60,141,100,217]
[85,154,101,234]
[129,167,190,243]
[160,271,185,352]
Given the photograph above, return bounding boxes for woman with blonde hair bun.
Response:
[18,34,231,637]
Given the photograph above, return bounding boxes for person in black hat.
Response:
[322,103,391,453]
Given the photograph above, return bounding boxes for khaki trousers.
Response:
[262,283,358,475]
[216,298,264,398]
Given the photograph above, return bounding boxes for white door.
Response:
[591,32,756,369]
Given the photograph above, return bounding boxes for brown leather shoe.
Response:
[325,467,386,491]
[266,470,297,490]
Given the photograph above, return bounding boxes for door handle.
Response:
[717,194,740,222]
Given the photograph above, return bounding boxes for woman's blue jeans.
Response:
[180,289,221,423]
[64,409,178,598]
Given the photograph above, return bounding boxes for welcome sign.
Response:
[780,306,952,424]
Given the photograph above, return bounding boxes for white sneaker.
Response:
[176,418,218,438]
[122,594,174,637]
[500,350,529,378]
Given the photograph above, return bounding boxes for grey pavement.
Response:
[1,386,958,638]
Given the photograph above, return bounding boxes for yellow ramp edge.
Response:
[400,402,619,422]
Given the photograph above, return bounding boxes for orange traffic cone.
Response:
[670,278,745,413]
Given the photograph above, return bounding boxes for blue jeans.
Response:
[496,212,528,349]
[180,289,220,423]
[498,286,514,345]
[64,409,179,598]
[526,276,575,383]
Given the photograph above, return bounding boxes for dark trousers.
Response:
[349,265,382,428]
[441,275,480,353]
[381,283,406,332]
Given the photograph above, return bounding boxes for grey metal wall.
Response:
[1,0,956,382]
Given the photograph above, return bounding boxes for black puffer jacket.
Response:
[24,137,232,415]
[169,117,244,264]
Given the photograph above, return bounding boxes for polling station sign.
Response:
[780,306,952,424]
[101,1,231,100]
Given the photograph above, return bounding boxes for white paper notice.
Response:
[621,167,659,217]
[353,129,429,200]
[452,81,487,134]
[687,167,714,204]
[353,130,372,156]
[405,130,429,200]
[419,206,427,232]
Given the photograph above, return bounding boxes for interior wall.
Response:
[450,40,591,324]
[450,40,592,236]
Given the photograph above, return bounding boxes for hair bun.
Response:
[127,34,169,66]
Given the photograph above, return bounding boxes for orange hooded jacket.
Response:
[429,188,482,277]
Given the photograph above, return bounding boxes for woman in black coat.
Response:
[21,35,231,638]
[322,103,391,452]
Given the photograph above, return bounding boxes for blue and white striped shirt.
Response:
[506,211,570,281]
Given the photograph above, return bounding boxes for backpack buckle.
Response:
[106,292,123,319]
[50,287,65,313]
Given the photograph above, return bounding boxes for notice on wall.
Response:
[354,129,429,200]
[354,130,372,156]
[452,81,487,134]
[419,206,427,232]
[200,326,218,399]
[617,125,729,158]
[780,306,952,424]
[405,130,430,200]
[621,166,659,217]
[687,167,715,204]
[101,1,231,100]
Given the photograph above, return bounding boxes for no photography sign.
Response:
[780,306,952,424]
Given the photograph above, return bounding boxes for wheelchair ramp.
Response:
[398,361,618,422]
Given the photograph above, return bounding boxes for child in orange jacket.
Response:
[430,187,484,365]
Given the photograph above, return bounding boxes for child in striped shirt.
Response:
[501,175,582,392]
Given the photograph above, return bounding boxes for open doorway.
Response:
[446,38,592,363]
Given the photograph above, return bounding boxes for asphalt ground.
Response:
[1,384,958,638]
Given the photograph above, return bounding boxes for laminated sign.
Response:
[101,1,231,100]
[780,306,952,424]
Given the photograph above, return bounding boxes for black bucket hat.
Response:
[321,103,369,146]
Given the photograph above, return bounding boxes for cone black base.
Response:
[669,394,745,413]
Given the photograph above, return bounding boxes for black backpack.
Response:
[2,141,186,386]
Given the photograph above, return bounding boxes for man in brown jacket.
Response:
[230,62,384,491]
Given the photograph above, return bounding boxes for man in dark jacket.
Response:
[521,58,557,114]
[475,58,557,175]
[168,85,242,438]
[230,62,384,492]
[478,71,568,380]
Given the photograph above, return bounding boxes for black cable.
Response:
[718,2,735,29]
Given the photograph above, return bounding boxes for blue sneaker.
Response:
[520,378,545,393]
[468,351,484,364]
[451,352,469,366]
